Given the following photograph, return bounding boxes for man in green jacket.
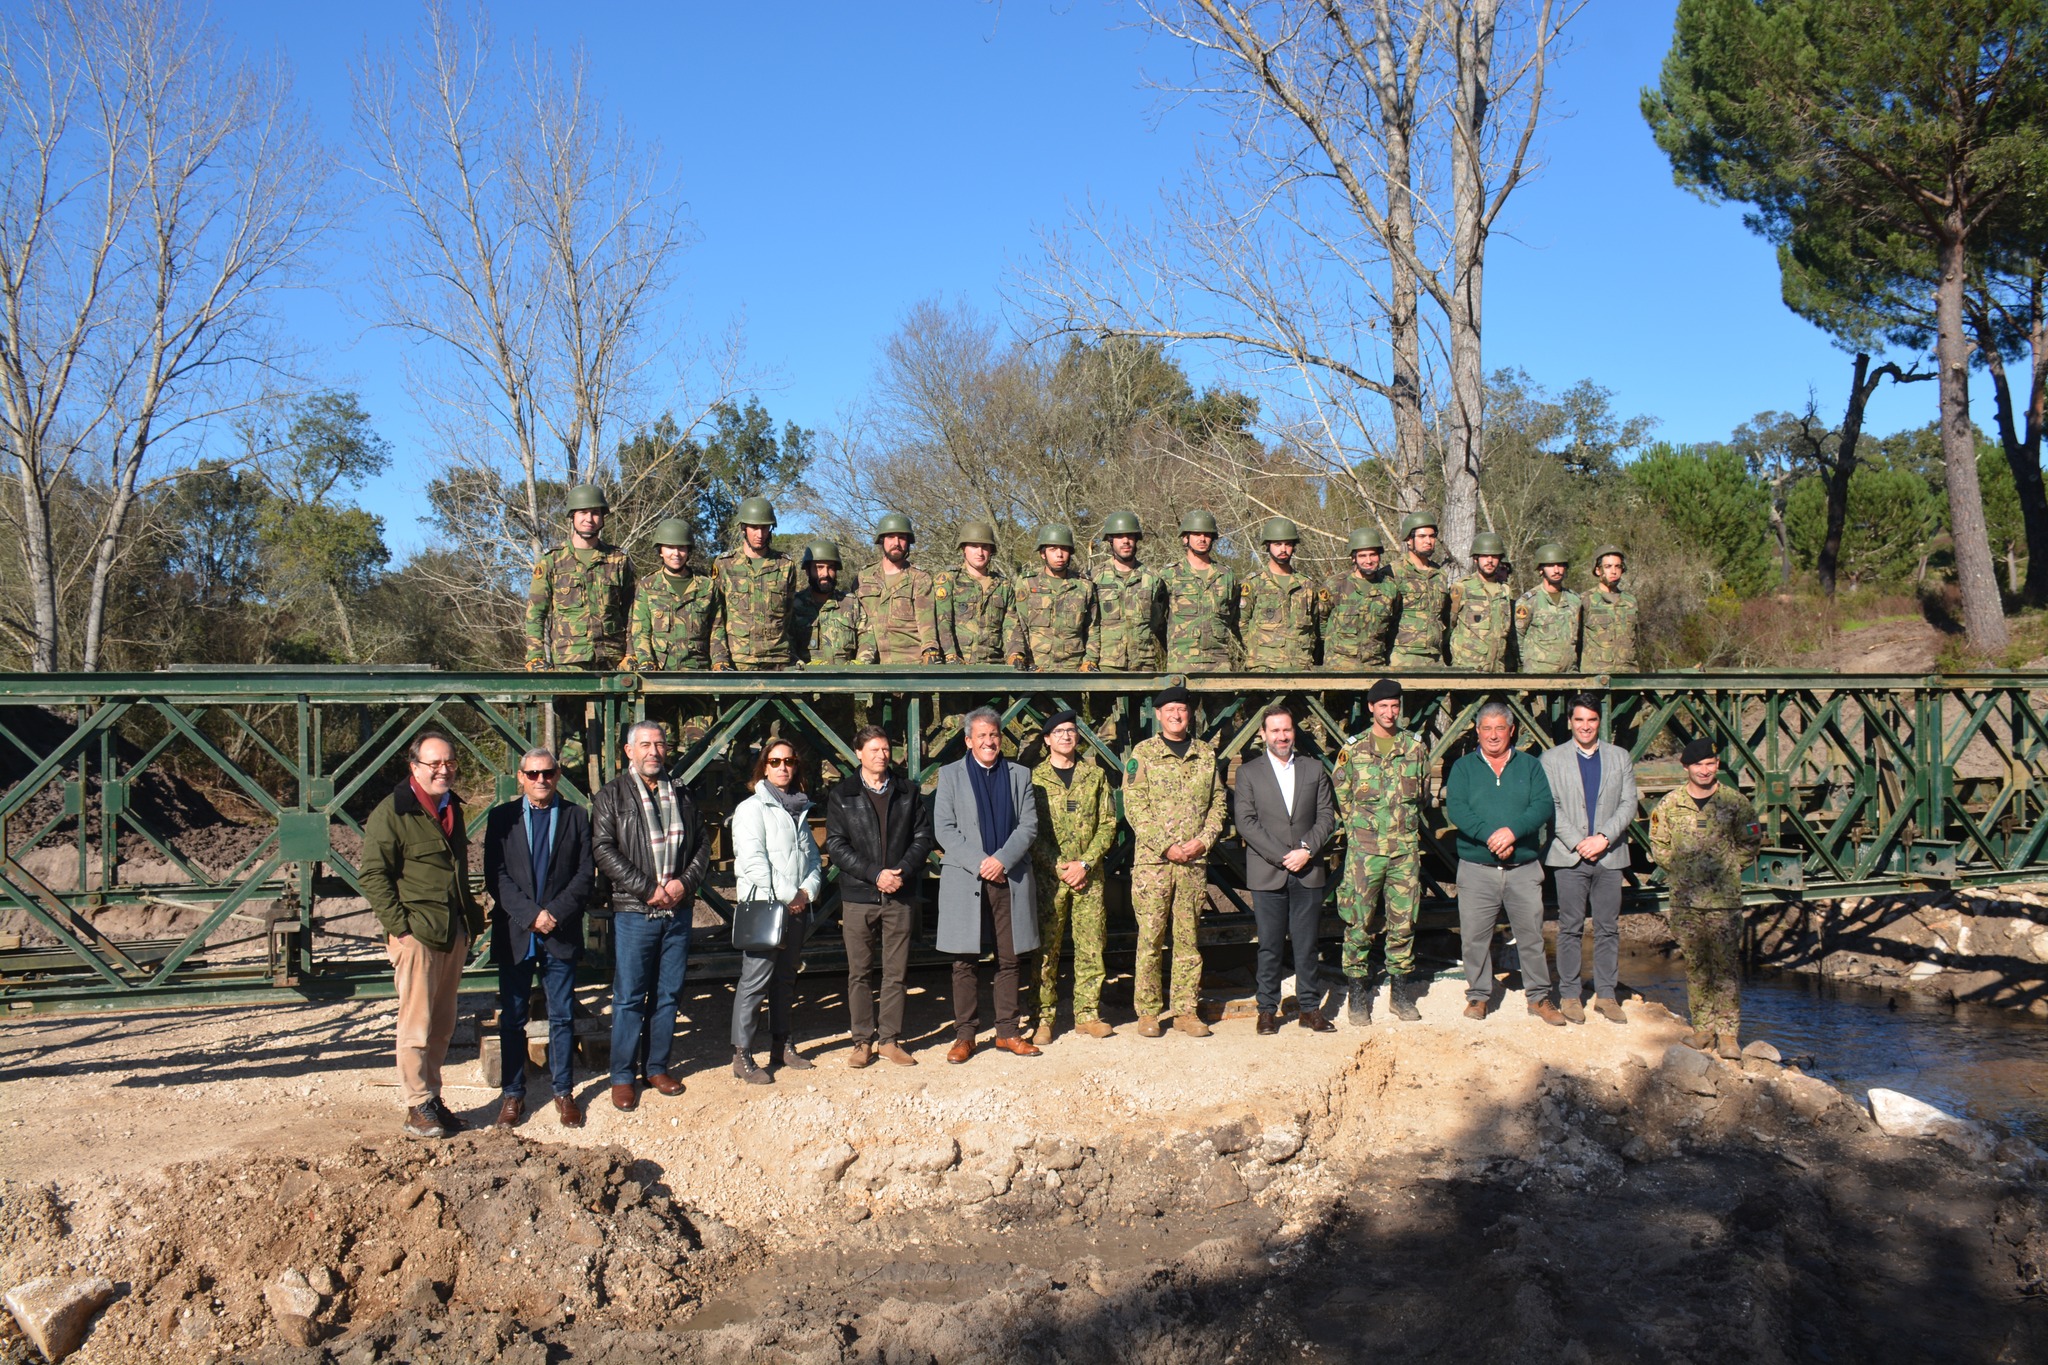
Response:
[1443,702,1565,1025]
[1029,709,1119,1043]
[361,730,486,1140]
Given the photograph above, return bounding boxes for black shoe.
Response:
[1388,976,1423,1022]
[733,1048,772,1086]
[1346,978,1372,1026]
[773,1035,815,1071]
[427,1098,467,1133]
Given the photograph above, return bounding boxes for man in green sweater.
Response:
[1443,701,1566,1025]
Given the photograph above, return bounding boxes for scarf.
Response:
[967,756,1014,858]
[409,778,455,838]
[633,775,689,918]
[764,781,811,820]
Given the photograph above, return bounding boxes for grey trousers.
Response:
[731,908,812,1050]
[1457,859,1550,1003]
[1553,862,1623,1001]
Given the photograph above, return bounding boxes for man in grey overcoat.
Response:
[934,707,1042,1062]
[1540,693,1638,1023]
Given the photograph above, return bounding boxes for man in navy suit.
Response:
[484,745,595,1128]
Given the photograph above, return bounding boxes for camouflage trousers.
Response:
[1336,846,1421,980]
[1031,865,1107,1024]
[1387,645,1443,670]
[1132,860,1206,1017]
[1670,904,1742,1043]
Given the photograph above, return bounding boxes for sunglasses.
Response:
[521,767,559,779]
[765,756,796,768]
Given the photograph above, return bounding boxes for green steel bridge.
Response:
[2,666,2044,1012]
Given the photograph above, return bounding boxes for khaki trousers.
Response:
[389,932,467,1108]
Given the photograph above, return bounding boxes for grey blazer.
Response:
[1233,750,1337,892]
[1539,741,1637,870]
[933,757,1041,955]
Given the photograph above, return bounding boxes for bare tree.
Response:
[0,0,330,671]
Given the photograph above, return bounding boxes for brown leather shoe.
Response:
[494,1094,523,1129]
[1298,1009,1337,1033]
[1256,1012,1279,1035]
[646,1073,684,1097]
[847,1041,875,1069]
[554,1095,584,1128]
[1528,1000,1568,1027]
[1076,1019,1114,1038]
[610,1083,638,1111]
[946,1039,975,1064]
[877,1042,918,1067]
[993,1036,1041,1057]
[1463,1000,1489,1021]
[1559,997,1586,1025]
[1595,996,1629,1024]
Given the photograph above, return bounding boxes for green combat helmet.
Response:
[1399,511,1437,540]
[1100,511,1144,540]
[736,496,776,527]
[957,521,998,548]
[1594,543,1626,567]
[1470,531,1507,558]
[804,538,841,565]
[1037,523,1077,549]
[565,484,609,514]
[1347,527,1385,553]
[874,512,915,543]
[1178,509,1220,536]
[1534,542,1568,567]
[1259,516,1301,544]
[653,518,695,548]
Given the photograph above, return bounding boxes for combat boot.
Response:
[1346,977,1372,1027]
[1388,976,1423,1022]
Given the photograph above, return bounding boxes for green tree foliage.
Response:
[1785,467,1941,587]
[612,401,815,554]
[1628,443,1777,597]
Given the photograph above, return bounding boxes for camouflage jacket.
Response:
[1017,567,1097,671]
[1087,561,1165,671]
[1515,586,1582,673]
[854,563,944,666]
[1448,574,1514,672]
[1239,567,1321,671]
[710,550,802,669]
[793,587,862,665]
[1320,571,1400,670]
[1123,734,1225,865]
[1579,588,1640,672]
[1648,784,1762,909]
[1030,758,1118,871]
[629,566,719,670]
[1389,557,1449,664]
[525,543,636,668]
[1332,729,1429,855]
[1160,561,1241,670]
[936,566,1026,665]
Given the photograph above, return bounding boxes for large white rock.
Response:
[1658,1043,1719,1096]
[4,1276,116,1362]
[264,1269,322,1321]
[1866,1088,1995,1160]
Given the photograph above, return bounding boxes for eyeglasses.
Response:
[521,767,558,780]
[412,759,457,771]
[765,756,796,768]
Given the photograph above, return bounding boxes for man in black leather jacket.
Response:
[593,719,710,1110]
[823,725,934,1067]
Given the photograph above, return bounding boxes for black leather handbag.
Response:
[731,898,787,952]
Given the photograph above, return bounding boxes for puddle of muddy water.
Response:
[1620,946,2048,1143]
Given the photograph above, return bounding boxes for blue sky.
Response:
[216,1,1944,550]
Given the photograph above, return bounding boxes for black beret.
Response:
[1366,679,1403,705]
[1153,682,1193,709]
[1041,708,1080,733]
[1680,738,1718,766]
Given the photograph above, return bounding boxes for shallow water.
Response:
[1622,948,2048,1144]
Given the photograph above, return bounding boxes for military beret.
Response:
[1153,683,1193,709]
[1042,708,1081,733]
[1366,679,1403,705]
[1681,738,1717,766]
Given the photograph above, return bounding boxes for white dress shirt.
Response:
[1266,749,1298,817]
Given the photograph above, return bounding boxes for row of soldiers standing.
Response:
[524,488,1643,676]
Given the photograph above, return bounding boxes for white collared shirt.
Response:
[1266,749,1298,817]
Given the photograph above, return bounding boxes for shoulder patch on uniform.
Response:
[1126,757,1139,776]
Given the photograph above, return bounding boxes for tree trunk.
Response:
[1817,353,1875,598]
[1375,1,1426,499]
[15,475,60,672]
[1978,269,2048,607]
[80,416,152,674]
[1439,0,1498,575]
[1935,234,2009,653]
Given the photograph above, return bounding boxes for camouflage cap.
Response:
[1470,530,1507,557]
[1259,516,1301,544]
[1100,511,1143,539]
[736,495,777,526]
[1399,511,1437,539]
[1037,523,1076,550]
[1347,527,1386,553]
[565,484,609,514]
[1178,509,1220,536]
[653,517,695,548]
[957,520,999,548]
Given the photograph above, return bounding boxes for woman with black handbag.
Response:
[728,738,823,1083]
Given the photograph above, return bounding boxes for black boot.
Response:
[1388,975,1423,1022]
[1346,977,1372,1026]
[774,1034,814,1071]
[733,1048,771,1085]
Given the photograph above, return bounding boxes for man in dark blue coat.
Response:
[483,745,595,1128]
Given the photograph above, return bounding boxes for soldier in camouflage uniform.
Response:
[793,540,862,665]
[937,522,1027,666]
[628,518,720,757]
[1389,512,1450,668]
[1579,544,1640,673]
[1239,517,1321,671]
[1332,679,1430,1025]
[853,513,945,666]
[710,497,803,671]
[1160,510,1240,671]
[1028,709,1119,1043]
[1514,543,1582,673]
[1321,527,1400,670]
[1086,512,1164,671]
[1016,525,1097,671]
[1448,531,1515,672]
[1648,738,1763,1058]
[1123,683,1225,1038]
[525,484,636,785]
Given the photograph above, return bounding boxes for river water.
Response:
[1622,947,2048,1145]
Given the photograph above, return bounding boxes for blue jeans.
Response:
[610,911,692,1086]
[498,946,579,1099]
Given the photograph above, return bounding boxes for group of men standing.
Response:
[522,488,1643,678]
